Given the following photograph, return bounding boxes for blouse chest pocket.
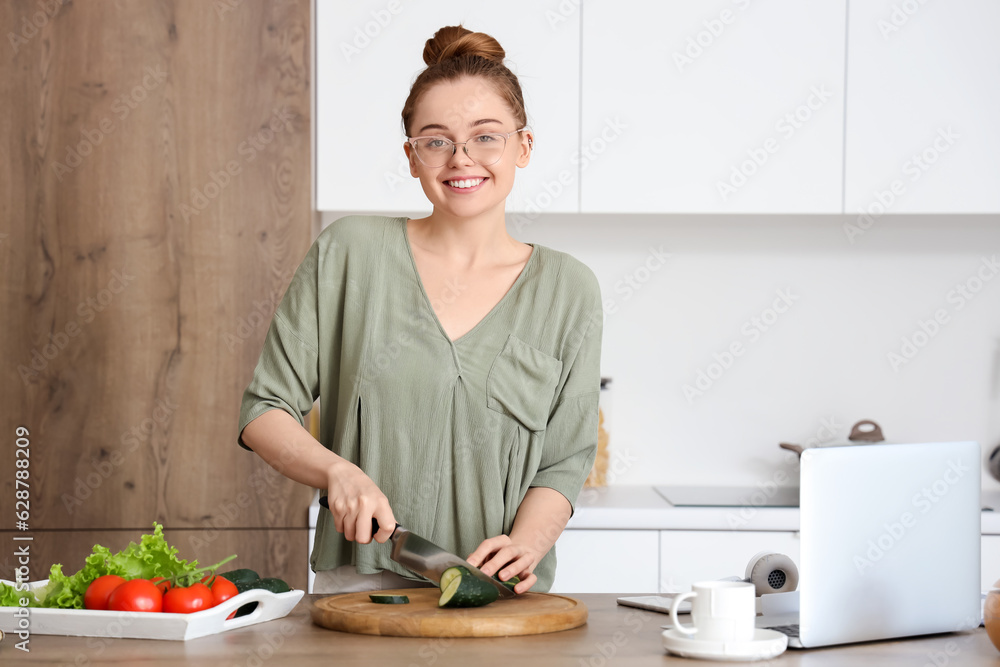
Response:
[486,334,563,432]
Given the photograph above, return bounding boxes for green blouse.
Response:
[238,216,602,591]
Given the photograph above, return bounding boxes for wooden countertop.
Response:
[5,594,996,666]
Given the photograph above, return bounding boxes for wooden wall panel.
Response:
[0,0,313,555]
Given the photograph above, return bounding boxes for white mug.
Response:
[669,580,755,642]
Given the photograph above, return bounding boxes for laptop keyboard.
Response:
[766,624,800,639]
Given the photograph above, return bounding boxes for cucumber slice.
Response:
[438,566,500,608]
[369,594,410,604]
[440,567,463,592]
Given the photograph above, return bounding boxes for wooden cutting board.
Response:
[311,588,587,637]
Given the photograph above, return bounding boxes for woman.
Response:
[238,25,602,594]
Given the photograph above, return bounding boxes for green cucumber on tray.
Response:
[218,570,291,617]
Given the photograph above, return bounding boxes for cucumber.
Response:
[233,579,260,595]
[255,577,291,594]
[369,594,410,604]
[231,576,292,617]
[218,568,260,587]
[493,573,520,591]
[232,576,290,595]
[438,566,500,608]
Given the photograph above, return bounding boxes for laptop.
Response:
[757,441,982,648]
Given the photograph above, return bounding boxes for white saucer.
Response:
[662,628,788,662]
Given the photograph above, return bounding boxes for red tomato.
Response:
[207,576,238,606]
[152,577,173,595]
[107,579,163,613]
[206,576,240,619]
[163,582,215,614]
[84,575,126,611]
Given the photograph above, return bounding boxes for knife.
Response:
[318,496,515,599]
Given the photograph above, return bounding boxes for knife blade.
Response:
[317,497,515,599]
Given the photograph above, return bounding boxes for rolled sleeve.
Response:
[530,391,600,514]
[237,244,321,450]
[529,305,603,515]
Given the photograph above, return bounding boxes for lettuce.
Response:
[2,522,201,609]
[0,581,36,607]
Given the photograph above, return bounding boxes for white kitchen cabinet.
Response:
[982,535,1000,592]
[659,530,800,593]
[580,0,846,213]
[316,0,580,214]
[550,529,660,594]
[844,0,1000,214]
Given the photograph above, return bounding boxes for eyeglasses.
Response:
[406,129,527,168]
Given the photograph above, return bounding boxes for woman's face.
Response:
[405,77,531,220]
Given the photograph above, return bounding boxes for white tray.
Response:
[0,579,304,641]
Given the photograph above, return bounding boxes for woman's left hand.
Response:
[466,535,542,595]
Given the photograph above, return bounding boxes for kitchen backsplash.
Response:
[320,212,1000,491]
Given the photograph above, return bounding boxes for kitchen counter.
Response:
[6,594,996,665]
[567,485,1000,534]
[568,485,799,531]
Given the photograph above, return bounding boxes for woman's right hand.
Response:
[325,458,396,544]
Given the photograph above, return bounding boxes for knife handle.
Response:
[318,498,396,537]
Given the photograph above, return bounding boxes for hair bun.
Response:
[422,25,505,66]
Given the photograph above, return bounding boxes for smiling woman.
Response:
[238,25,603,596]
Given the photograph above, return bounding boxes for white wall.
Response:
[321,211,1000,492]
